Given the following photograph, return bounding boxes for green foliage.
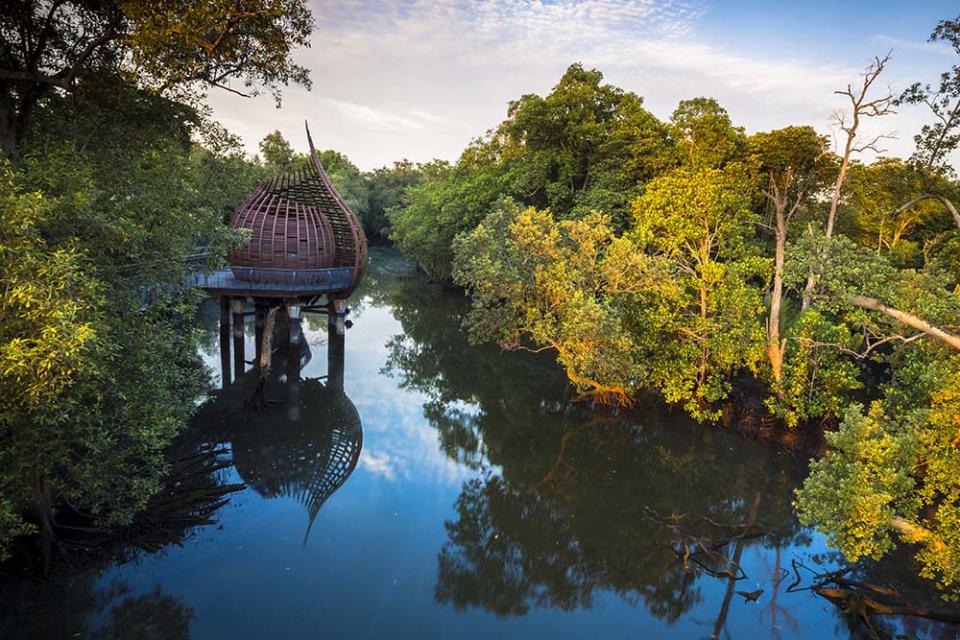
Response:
[747,126,834,209]
[767,310,863,427]
[361,160,423,239]
[317,149,368,217]
[0,172,100,555]
[797,359,960,598]
[0,72,260,558]
[628,165,767,418]
[391,64,675,281]
[845,159,954,263]
[500,63,674,223]
[790,228,960,597]
[259,130,304,174]
[443,60,960,598]
[897,15,960,176]
[124,0,314,104]
[796,403,917,562]
[0,0,315,160]
[390,159,506,281]
[454,202,645,403]
[669,98,747,169]
[454,166,767,419]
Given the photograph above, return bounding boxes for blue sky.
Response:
[208,1,959,170]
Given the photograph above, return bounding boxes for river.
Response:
[1,247,952,639]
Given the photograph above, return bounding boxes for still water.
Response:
[2,248,954,639]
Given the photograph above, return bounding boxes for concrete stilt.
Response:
[286,303,302,347]
[231,297,245,379]
[331,298,347,336]
[327,303,345,392]
[254,301,266,363]
[219,297,232,388]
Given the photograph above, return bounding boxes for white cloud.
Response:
[205,0,953,169]
[323,98,427,132]
[359,450,398,481]
[872,35,955,57]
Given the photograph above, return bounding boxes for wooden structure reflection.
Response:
[201,314,361,542]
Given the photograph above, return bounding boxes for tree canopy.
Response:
[0,0,313,159]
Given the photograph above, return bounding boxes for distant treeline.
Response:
[252,129,424,242]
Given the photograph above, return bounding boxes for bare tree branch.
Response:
[891,193,960,229]
[849,295,960,351]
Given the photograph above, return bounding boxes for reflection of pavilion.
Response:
[203,322,361,541]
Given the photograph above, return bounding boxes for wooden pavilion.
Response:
[194,123,368,384]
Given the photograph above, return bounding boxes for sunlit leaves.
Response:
[0,170,100,555]
[796,404,917,562]
[454,166,768,419]
[123,0,313,105]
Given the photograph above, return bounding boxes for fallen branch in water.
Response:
[814,574,960,624]
[787,560,960,626]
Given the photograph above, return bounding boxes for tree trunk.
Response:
[698,282,709,391]
[0,84,19,163]
[889,515,948,562]
[803,52,894,309]
[848,295,960,350]
[802,139,853,310]
[33,472,56,574]
[768,210,787,383]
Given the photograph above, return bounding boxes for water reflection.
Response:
[380,271,814,636]
[197,325,362,543]
[0,576,193,640]
[6,248,958,639]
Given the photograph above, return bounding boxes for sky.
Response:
[206,0,960,171]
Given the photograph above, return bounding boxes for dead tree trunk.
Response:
[249,306,279,411]
[768,197,788,384]
[803,53,894,309]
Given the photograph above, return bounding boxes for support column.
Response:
[331,298,348,336]
[327,301,345,392]
[286,302,302,347]
[254,300,266,364]
[286,322,302,422]
[231,297,245,379]
[219,296,231,389]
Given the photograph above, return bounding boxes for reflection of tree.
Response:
[0,576,192,640]
[378,253,810,623]
[380,267,570,481]
[89,583,193,640]
[434,421,804,623]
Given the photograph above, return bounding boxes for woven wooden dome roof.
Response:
[228,124,367,293]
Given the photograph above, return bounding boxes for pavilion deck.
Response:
[188,266,354,299]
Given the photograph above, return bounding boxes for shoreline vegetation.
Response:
[1,1,960,632]
[386,27,960,605]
